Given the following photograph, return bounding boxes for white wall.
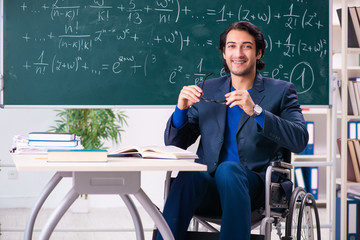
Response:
[0,107,180,209]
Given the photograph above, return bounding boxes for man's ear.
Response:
[256,49,262,60]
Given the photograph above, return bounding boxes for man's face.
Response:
[222,29,262,78]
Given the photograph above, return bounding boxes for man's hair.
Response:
[218,21,266,72]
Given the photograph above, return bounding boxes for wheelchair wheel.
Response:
[297,193,321,240]
[285,187,306,239]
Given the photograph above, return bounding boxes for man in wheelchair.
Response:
[157,21,309,240]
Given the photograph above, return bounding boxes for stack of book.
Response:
[348,121,360,139]
[13,132,83,154]
[337,7,360,48]
[298,121,314,155]
[336,187,360,239]
[347,78,360,116]
[294,166,319,200]
[337,138,360,183]
[336,77,360,116]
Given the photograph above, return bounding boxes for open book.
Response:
[108,145,198,159]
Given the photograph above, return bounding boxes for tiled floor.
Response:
[0,207,154,240]
[0,207,330,239]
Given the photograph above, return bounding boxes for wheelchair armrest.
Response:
[264,162,293,214]
[270,160,293,170]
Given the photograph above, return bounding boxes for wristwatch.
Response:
[251,104,263,117]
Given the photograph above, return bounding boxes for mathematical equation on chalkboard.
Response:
[5,0,329,105]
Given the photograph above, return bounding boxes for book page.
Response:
[109,145,197,159]
[109,146,140,154]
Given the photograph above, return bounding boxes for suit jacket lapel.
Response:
[237,73,265,133]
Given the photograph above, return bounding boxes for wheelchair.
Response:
[154,160,321,240]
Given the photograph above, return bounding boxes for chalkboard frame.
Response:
[0,0,3,107]
[1,0,331,108]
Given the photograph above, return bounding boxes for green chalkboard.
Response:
[2,0,329,106]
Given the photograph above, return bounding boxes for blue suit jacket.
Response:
[165,73,309,175]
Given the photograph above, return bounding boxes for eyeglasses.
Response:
[200,73,227,104]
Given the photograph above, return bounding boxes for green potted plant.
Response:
[49,108,128,212]
[49,109,128,150]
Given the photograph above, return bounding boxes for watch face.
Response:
[254,104,262,114]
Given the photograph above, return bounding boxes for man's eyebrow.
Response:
[243,41,254,45]
[226,41,254,45]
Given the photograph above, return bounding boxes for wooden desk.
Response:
[12,154,207,240]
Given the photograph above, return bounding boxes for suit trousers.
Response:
[157,161,265,240]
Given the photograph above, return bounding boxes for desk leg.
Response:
[120,194,145,240]
[24,172,64,240]
[134,189,175,240]
[38,187,79,240]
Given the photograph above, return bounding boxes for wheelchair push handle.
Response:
[270,161,293,170]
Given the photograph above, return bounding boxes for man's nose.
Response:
[236,46,245,56]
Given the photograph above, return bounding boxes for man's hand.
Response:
[225,90,255,116]
[177,85,203,110]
